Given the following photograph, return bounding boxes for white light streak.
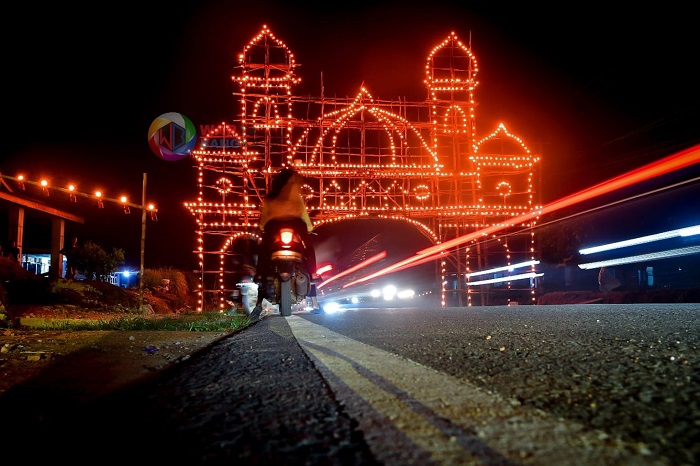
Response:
[466,272,543,286]
[579,224,700,255]
[465,260,540,278]
[577,246,700,270]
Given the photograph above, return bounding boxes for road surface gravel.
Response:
[0,303,697,465]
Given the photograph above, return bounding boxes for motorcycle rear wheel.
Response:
[280,279,292,316]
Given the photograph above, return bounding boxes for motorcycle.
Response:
[256,218,314,317]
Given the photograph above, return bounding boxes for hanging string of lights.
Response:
[0,173,158,219]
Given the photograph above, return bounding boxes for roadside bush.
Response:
[50,279,138,310]
[73,241,125,281]
[2,276,53,305]
[143,267,190,303]
[0,256,33,282]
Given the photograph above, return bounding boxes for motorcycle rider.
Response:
[251,168,320,318]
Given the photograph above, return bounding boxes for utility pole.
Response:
[139,173,147,310]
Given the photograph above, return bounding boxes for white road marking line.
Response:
[287,316,658,466]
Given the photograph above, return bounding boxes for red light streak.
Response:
[343,143,700,288]
[351,247,443,278]
[316,251,387,289]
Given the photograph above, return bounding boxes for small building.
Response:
[1,177,84,280]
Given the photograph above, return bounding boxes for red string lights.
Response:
[95,190,104,208]
[0,173,158,215]
[186,25,543,311]
[121,196,131,214]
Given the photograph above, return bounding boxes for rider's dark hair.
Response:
[267,168,298,200]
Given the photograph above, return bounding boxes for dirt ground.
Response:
[0,261,243,398]
[0,309,234,400]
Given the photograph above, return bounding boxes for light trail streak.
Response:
[465,260,540,278]
[579,224,700,255]
[578,245,700,269]
[343,248,444,282]
[466,271,544,286]
[316,251,387,289]
[343,143,700,288]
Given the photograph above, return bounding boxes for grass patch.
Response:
[23,312,254,332]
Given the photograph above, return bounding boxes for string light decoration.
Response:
[0,173,158,214]
[95,191,104,209]
[186,26,542,311]
[121,196,131,214]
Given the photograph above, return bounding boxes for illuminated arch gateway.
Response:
[185,25,542,311]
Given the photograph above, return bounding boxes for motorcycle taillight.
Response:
[280,228,295,245]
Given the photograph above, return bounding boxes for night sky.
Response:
[3,2,699,270]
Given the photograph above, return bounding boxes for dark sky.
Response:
[3,2,699,269]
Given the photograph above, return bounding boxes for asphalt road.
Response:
[2,304,698,465]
